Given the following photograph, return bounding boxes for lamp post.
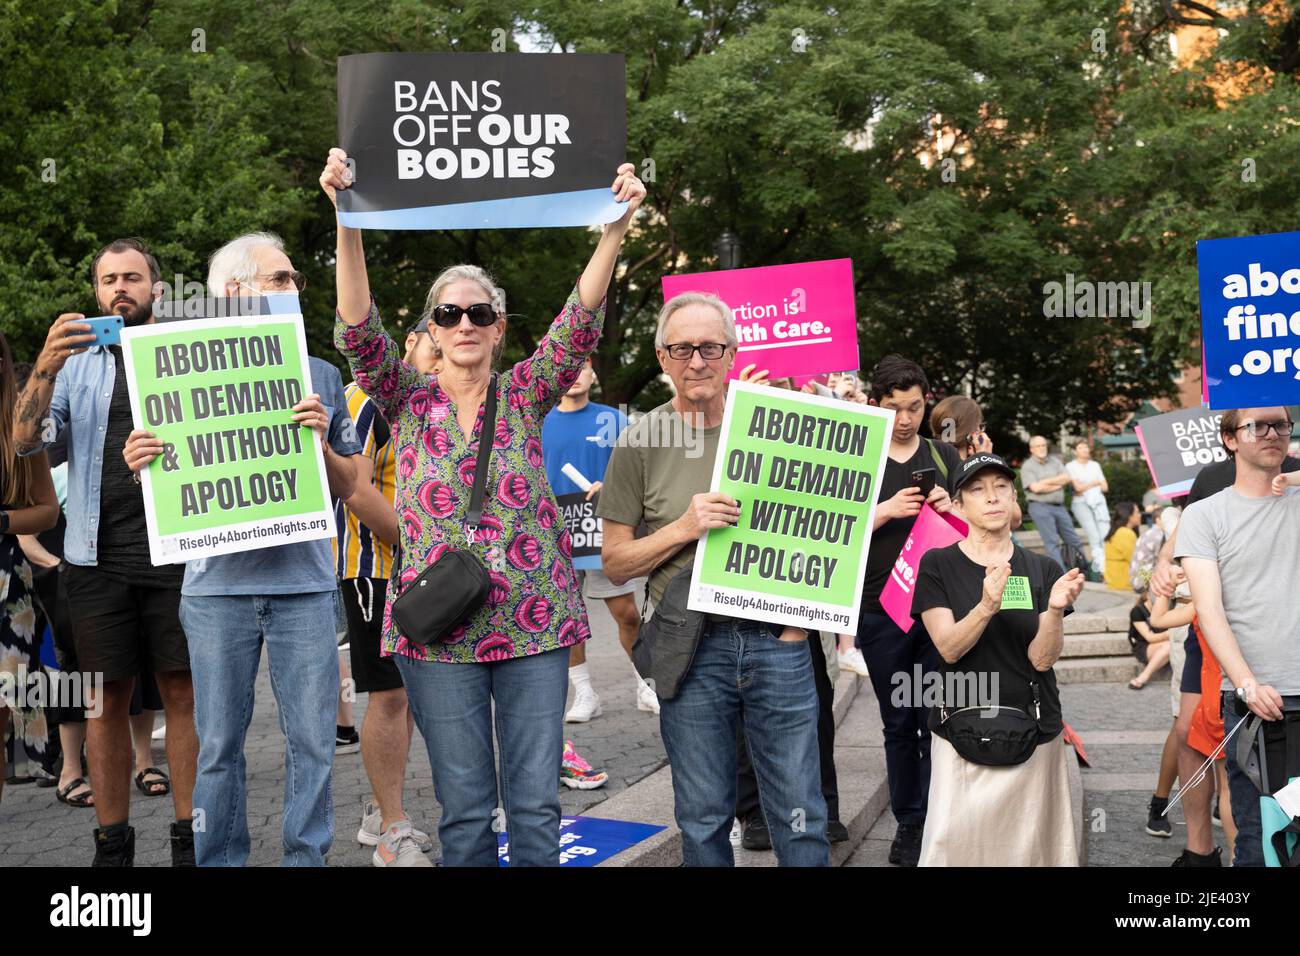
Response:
[714,229,741,270]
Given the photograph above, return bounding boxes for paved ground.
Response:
[0,587,664,866]
[845,664,1225,867]
[8,580,1197,868]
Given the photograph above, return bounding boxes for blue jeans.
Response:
[180,592,338,866]
[1070,497,1109,572]
[658,618,829,867]
[396,646,569,867]
[1027,501,1084,569]
[856,610,940,826]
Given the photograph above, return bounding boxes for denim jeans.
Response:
[1070,497,1109,572]
[396,646,569,867]
[180,592,338,866]
[1027,501,1084,569]
[856,610,941,827]
[658,617,829,867]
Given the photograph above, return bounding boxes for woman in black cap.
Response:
[911,453,1085,865]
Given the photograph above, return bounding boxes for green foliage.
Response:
[1100,456,1157,511]
[4,0,1299,433]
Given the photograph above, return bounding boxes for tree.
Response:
[5,0,1297,438]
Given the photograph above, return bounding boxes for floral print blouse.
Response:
[334,284,601,664]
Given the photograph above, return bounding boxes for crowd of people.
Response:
[1,148,1295,869]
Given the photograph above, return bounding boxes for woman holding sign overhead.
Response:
[322,147,644,867]
[912,453,1085,866]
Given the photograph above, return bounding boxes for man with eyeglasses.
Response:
[599,291,829,867]
[1176,406,1300,866]
[13,237,201,866]
[123,232,362,866]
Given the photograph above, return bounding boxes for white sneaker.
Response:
[151,723,167,741]
[837,647,869,678]
[636,680,660,715]
[358,801,431,850]
[565,686,602,723]
[372,820,434,867]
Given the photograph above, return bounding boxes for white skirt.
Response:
[919,733,1080,867]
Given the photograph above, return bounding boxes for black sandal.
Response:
[135,767,171,797]
[55,777,95,808]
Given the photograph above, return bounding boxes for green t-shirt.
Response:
[595,401,721,606]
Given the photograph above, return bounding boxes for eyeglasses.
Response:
[431,303,498,328]
[664,342,728,361]
[254,271,307,292]
[1236,420,1294,439]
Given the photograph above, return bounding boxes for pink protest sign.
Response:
[879,504,969,632]
[661,259,859,381]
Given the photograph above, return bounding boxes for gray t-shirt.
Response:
[1175,486,1300,694]
[1020,455,1067,504]
[596,401,720,606]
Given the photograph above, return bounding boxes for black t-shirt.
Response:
[861,438,963,615]
[913,541,1068,744]
[1128,603,1165,656]
[95,347,183,587]
[1185,454,1300,507]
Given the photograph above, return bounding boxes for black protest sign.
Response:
[555,491,602,569]
[1134,406,1226,498]
[336,52,627,230]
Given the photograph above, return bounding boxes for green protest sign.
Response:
[120,315,334,565]
[1000,575,1034,611]
[688,381,893,633]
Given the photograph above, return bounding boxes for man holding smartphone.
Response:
[857,354,961,867]
[12,237,199,866]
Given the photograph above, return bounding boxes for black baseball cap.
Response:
[408,316,430,335]
[951,453,1017,494]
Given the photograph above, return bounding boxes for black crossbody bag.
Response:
[938,679,1044,767]
[390,375,496,646]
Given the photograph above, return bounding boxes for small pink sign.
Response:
[661,258,859,381]
[879,504,969,633]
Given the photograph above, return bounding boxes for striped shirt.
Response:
[334,382,396,580]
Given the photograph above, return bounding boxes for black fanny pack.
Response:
[938,680,1043,767]
[630,563,705,701]
[389,375,496,647]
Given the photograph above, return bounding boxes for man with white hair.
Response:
[124,232,362,866]
[599,292,829,867]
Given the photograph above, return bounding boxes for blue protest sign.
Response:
[497,815,666,866]
[1197,230,1300,409]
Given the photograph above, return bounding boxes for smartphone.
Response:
[910,467,936,498]
[82,315,124,348]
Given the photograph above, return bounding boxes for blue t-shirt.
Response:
[181,357,362,597]
[542,401,626,494]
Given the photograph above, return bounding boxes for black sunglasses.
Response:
[432,303,498,328]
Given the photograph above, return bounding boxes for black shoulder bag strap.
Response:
[464,373,498,545]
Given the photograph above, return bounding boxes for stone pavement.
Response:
[0,587,664,866]
[846,657,1223,867]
